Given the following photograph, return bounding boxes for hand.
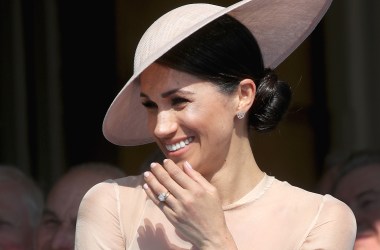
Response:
[143,159,237,250]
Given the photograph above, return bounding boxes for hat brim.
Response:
[103,0,332,146]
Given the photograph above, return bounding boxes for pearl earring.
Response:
[237,111,245,119]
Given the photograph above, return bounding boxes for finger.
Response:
[183,161,215,192]
[143,172,170,202]
[143,171,176,208]
[143,180,179,219]
[142,181,161,205]
[161,159,196,190]
[149,162,186,197]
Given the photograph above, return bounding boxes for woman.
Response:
[331,151,380,250]
[75,0,357,249]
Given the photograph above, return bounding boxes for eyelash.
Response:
[141,97,189,109]
[141,101,157,109]
[171,97,188,106]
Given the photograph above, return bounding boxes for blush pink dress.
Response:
[75,174,356,249]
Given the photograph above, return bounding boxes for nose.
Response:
[153,110,178,139]
[51,226,74,250]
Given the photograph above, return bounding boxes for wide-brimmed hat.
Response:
[103,0,332,146]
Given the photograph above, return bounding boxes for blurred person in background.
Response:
[315,153,345,195]
[0,165,43,250]
[332,151,380,250]
[36,162,125,250]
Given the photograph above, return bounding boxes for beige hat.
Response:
[103,0,332,146]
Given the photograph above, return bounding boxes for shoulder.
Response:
[302,194,357,249]
[271,178,333,205]
[80,175,145,208]
[317,194,357,231]
[270,179,356,248]
[271,178,355,221]
[75,177,145,248]
[268,178,324,207]
[86,174,144,193]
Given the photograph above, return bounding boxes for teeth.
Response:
[165,137,193,152]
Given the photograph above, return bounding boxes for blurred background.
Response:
[1,0,380,192]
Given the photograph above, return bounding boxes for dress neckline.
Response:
[222,173,274,211]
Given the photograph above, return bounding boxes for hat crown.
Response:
[134,4,224,74]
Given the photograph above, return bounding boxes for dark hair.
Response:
[157,14,292,131]
[331,150,380,194]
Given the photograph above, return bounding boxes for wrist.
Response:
[200,233,238,250]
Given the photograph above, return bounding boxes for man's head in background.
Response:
[36,162,125,250]
[0,166,43,250]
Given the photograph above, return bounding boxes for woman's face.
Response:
[334,164,380,250]
[140,63,238,175]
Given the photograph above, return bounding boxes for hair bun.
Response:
[249,69,292,131]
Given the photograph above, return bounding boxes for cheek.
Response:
[371,214,380,228]
[146,114,157,133]
[145,108,162,136]
[38,226,55,239]
[374,221,380,232]
[185,104,208,121]
[184,105,217,132]
[0,233,23,248]
[187,103,233,139]
[190,95,234,122]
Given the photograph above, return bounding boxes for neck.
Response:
[206,136,264,206]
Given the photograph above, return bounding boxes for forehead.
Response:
[46,174,90,216]
[0,182,25,203]
[140,63,210,93]
[335,164,380,199]
[0,183,29,221]
[46,170,110,219]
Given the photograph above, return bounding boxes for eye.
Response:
[359,198,374,209]
[43,218,59,225]
[0,219,12,229]
[358,196,380,210]
[42,218,61,231]
[171,97,189,106]
[141,100,157,109]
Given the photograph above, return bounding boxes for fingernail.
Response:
[184,161,192,169]
[143,183,149,190]
[163,159,168,163]
[144,171,150,177]
[150,163,156,168]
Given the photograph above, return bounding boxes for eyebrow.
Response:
[140,89,194,99]
[356,189,379,199]
[0,218,11,225]
[42,209,77,226]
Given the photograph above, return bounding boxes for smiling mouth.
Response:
[165,137,193,152]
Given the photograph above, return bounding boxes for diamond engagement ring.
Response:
[157,191,170,202]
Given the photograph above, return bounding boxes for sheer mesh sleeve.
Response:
[75,180,125,249]
[300,195,357,250]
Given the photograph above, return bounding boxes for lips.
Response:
[165,137,193,152]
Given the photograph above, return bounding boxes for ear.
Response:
[237,79,256,113]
